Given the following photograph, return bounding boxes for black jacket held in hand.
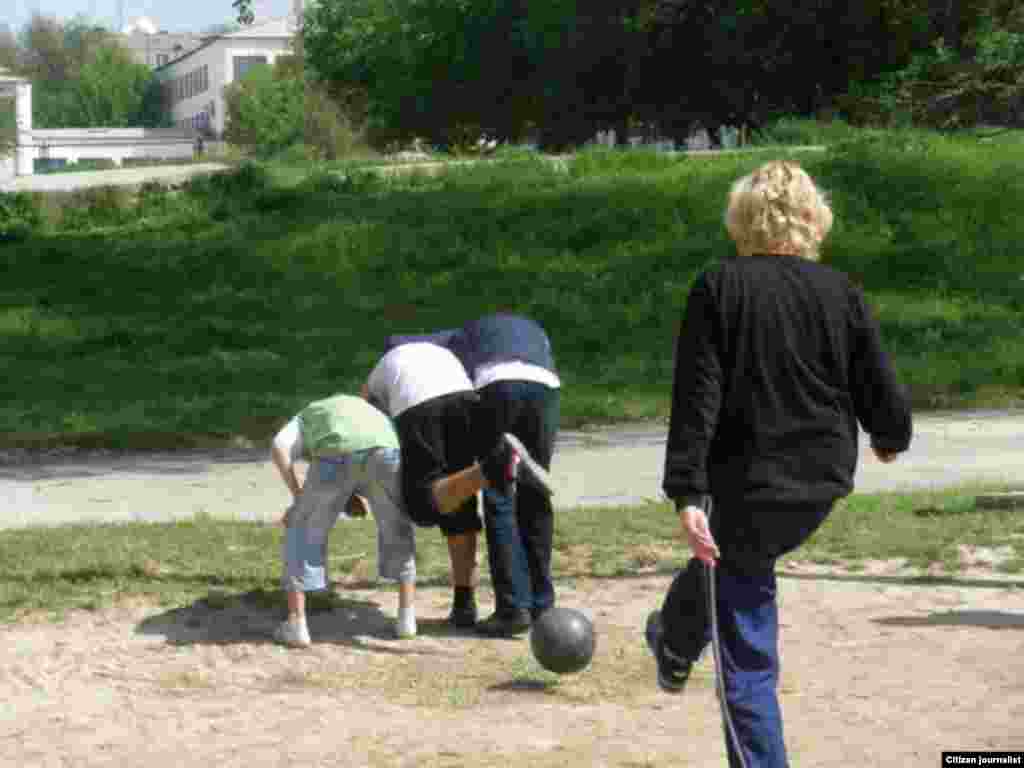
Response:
[663,254,912,506]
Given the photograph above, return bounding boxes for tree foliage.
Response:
[838,2,1024,128]
[271,0,1024,149]
[0,104,14,158]
[224,63,304,154]
[4,15,165,128]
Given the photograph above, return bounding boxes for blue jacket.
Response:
[384,314,557,377]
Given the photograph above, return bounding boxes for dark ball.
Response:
[530,607,596,675]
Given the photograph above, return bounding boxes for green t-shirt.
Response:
[298,394,400,457]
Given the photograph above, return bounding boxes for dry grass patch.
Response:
[553,543,593,576]
[624,542,678,571]
[156,669,216,691]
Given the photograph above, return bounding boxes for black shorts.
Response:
[394,391,482,535]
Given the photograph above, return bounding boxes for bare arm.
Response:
[271,440,302,499]
[271,419,304,500]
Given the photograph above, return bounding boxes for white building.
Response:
[156,15,298,138]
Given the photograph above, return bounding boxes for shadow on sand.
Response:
[134,586,481,656]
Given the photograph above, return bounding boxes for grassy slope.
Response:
[1,127,1022,448]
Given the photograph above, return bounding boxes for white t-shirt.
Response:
[366,342,474,418]
[472,360,561,390]
[272,418,304,463]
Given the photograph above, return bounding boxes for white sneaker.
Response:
[396,608,417,639]
[273,618,311,648]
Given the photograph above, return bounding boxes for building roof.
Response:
[154,15,297,71]
[221,16,297,38]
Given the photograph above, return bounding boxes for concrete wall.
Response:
[15,81,32,176]
[28,128,197,169]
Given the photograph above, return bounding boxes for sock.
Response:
[453,586,475,609]
[397,605,417,637]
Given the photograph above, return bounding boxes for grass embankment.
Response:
[1,484,1020,623]
[1,123,1022,449]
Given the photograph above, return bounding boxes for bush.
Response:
[59,186,134,231]
[303,84,363,161]
[135,181,172,216]
[0,191,43,241]
[224,64,304,156]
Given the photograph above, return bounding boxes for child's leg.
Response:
[366,447,419,637]
[277,457,356,647]
[396,579,417,638]
[432,464,487,515]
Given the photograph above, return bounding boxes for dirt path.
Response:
[2,571,1021,767]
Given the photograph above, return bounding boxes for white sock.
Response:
[397,605,417,638]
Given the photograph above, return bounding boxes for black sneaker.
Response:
[644,611,692,694]
[448,598,478,629]
[475,608,532,638]
[482,433,553,497]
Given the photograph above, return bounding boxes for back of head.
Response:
[724,161,833,261]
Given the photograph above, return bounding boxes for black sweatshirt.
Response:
[663,253,912,508]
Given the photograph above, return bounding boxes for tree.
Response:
[5,15,165,128]
[233,0,255,26]
[75,43,164,127]
[223,62,305,154]
[0,101,14,158]
[303,0,657,149]
[0,24,18,71]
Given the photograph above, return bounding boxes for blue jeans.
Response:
[474,380,559,616]
[660,499,833,768]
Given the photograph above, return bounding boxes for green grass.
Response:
[1,125,1023,448]
[1,485,1021,623]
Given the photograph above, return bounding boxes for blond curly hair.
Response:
[724,161,834,260]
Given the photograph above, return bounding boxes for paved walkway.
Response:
[0,145,828,194]
[0,163,230,193]
[1,409,1021,529]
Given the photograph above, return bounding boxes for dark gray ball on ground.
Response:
[530,607,596,674]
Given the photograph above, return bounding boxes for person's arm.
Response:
[271,418,304,500]
[848,289,912,461]
[663,273,724,504]
[662,274,725,565]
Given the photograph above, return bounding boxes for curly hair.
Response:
[724,161,834,261]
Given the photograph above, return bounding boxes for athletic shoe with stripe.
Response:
[645,611,692,693]
[482,433,553,497]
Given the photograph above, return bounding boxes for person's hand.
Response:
[680,503,720,566]
[871,444,899,464]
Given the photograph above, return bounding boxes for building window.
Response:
[156,53,169,66]
[233,55,267,81]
